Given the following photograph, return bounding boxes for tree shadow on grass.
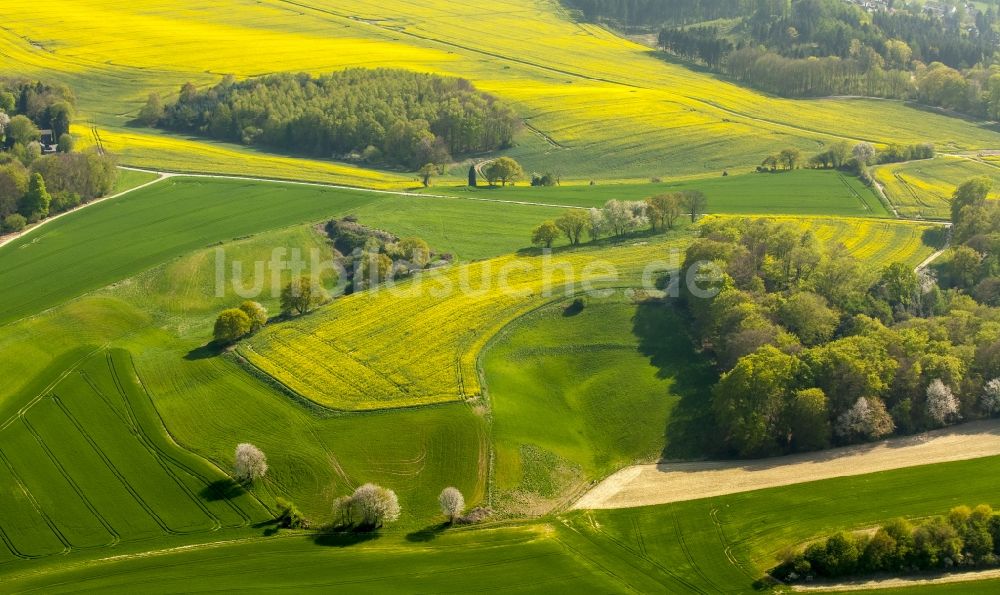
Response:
[313,529,381,548]
[199,478,246,501]
[405,522,449,543]
[632,301,721,460]
[184,343,224,361]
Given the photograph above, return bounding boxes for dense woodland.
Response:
[0,79,117,234]
[147,70,521,170]
[681,200,1000,458]
[569,0,1000,118]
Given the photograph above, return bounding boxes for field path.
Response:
[573,419,1000,510]
[0,166,593,252]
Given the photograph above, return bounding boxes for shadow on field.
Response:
[405,522,449,542]
[185,343,224,360]
[632,301,719,459]
[200,478,246,501]
[922,226,949,249]
[313,530,381,548]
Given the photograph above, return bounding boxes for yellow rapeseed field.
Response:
[245,217,937,411]
[873,156,1000,220]
[3,0,1000,183]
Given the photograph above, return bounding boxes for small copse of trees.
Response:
[774,504,1000,582]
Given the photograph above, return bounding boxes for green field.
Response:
[0,178,583,325]
[0,166,982,589]
[428,169,889,216]
[0,348,271,560]
[5,453,1000,592]
[484,296,715,514]
[110,169,161,194]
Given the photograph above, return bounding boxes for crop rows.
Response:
[874,156,1000,220]
[0,351,268,561]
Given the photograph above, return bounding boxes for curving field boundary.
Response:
[573,419,1000,510]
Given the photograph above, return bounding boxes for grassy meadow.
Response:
[433,168,889,216]
[4,452,1000,592]
[483,296,716,515]
[3,1,1000,185]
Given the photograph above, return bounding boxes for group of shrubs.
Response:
[774,504,1000,582]
[326,217,444,292]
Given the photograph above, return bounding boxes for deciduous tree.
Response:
[531,220,559,248]
[233,443,268,483]
[214,308,252,344]
[438,487,465,523]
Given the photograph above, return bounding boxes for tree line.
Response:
[680,209,1000,458]
[0,79,117,234]
[564,0,758,27]
[760,141,934,174]
[530,191,707,248]
[774,504,1000,582]
[144,69,521,171]
[626,0,1000,118]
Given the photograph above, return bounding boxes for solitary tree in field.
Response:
[554,209,589,245]
[214,308,252,344]
[926,379,959,426]
[531,220,560,248]
[351,483,401,528]
[680,190,707,222]
[418,163,437,187]
[238,300,268,333]
[234,443,268,483]
[484,157,523,187]
[468,165,477,187]
[280,276,325,315]
[438,487,465,524]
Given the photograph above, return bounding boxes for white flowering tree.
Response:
[351,483,400,528]
[438,487,465,524]
[982,378,1000,415]
[233,443,268,483]
[926,379,960,426]
[835,397,895,441]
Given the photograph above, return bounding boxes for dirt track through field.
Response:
[573,419,1000,510]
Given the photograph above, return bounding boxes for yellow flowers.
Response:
[244,217,935,411]
[874,157,1000,220]
[3,1,999,183]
